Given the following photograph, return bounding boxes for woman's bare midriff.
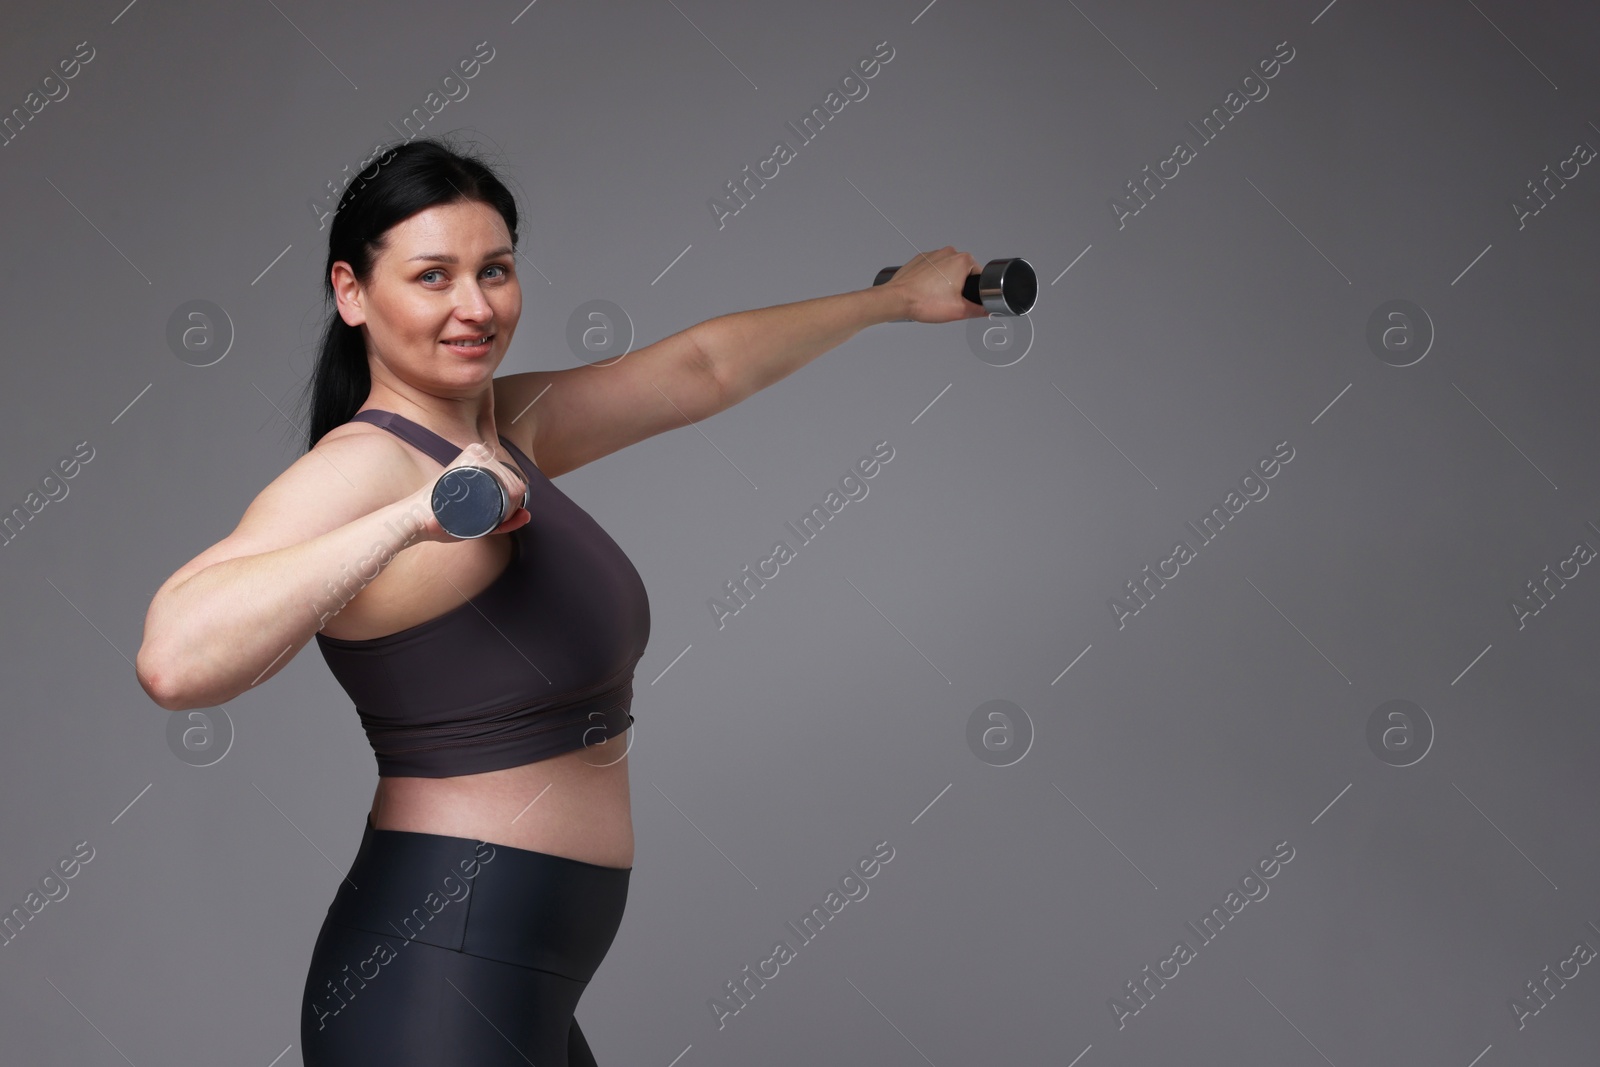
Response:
[370,740,635,869]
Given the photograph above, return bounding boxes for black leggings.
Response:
[300,815,631,1065]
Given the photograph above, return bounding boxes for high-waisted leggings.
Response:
[300,815,631,1065]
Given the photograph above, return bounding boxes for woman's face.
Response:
[333,199,522,398]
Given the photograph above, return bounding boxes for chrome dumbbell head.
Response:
[432,466,529,540]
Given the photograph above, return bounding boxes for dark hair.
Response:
[298,137,520,451]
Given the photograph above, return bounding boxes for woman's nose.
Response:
[457,281,492,319]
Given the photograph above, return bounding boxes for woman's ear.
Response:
[331,261,367,327]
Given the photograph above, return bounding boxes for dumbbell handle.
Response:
[872,256,1037,319]
[431,465,530,541]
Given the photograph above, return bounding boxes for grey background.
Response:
[2,0,1597,1063]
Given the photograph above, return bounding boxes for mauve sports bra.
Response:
[314,409,651,778]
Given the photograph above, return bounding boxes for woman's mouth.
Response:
[442,334,494,356]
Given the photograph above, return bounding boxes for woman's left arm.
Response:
[500,247,983,478]
[699,285,904,408]
[699,245,986,409]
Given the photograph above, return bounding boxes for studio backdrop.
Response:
[2,0,1598,1063]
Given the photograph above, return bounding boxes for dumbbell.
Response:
[873,256,1037,317]
[432,463,529,540]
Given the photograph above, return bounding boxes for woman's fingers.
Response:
[890,246,983,322]
[447,443,526,503]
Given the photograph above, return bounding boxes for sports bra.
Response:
[314,408,651,778]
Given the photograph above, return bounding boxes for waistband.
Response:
[322,815,631,983]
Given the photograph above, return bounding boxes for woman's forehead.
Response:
[390,202,510,247]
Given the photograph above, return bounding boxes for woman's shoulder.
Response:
[224,422,428,545]
[308,417,430,478]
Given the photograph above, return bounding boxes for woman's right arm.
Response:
[134,435,522,711]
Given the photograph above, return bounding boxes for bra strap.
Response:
[348,409,470,467]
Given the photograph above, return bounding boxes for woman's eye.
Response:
[420,266,506,285]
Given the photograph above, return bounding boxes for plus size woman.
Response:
[135,137,983,1065]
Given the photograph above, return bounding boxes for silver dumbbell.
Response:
[873,257,1037,317]
[431,464,529,540]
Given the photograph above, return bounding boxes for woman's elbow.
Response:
[135,646,184,711]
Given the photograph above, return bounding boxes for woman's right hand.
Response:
[403,441,532,544]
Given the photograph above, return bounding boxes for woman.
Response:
[135,137,984,1065]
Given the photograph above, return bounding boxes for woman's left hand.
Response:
[878,246,990,324]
